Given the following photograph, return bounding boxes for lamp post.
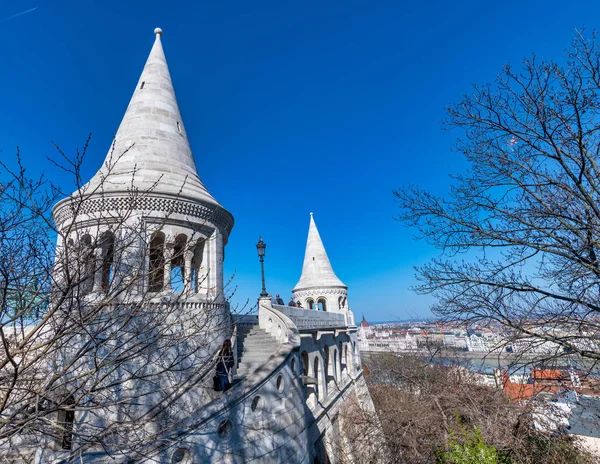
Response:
[256,236,268,298]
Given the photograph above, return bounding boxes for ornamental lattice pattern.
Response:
[54,195,234,234]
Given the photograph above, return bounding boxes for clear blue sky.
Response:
[1,0,598,321]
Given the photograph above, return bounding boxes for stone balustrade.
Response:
[259,300,300,346]
[272,304,347,330]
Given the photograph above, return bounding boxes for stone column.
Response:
[92,247,103,292]
[163,245,174,290]
[184,251,193,293]
[199,237,211,295]
[213,231,224,299]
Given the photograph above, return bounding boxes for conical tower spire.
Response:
[293,213,346,292]
[85,28,219,205]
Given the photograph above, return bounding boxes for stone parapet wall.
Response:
[274,304,347,329]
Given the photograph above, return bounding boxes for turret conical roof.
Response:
[85,28,219,205]
[293,213,346,291]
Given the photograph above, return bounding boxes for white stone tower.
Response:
[292,213,353,323]
[52,27,233,310]
[17,29,383,464]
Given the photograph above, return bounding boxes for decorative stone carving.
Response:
[293,288,347,299]
[54,195,234,236]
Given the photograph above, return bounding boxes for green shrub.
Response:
[436,427,506,464]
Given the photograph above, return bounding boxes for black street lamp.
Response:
[256,236,268,297]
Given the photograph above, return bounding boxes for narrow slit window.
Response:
[140,81,145,89]
[177,121,181,132]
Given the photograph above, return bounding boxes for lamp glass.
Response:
[256,238,266,257]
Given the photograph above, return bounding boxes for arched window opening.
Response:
[80,234,94,294]
[251,396,262,413]
[170,267,184,292]
[191,238,205,293]
[56,395,75,450]
[301,351,309,376]
[306,299,314,310]
[149,232,165,292]
[171,448,190,464]
[100,232,114,292]
[217,419,232,437]
[171,234,187,292]
[317,298,327,312]
[338,296,346,310]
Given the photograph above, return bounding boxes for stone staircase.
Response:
[235,324,278,379]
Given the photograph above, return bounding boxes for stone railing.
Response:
[259,299,300,346]
[272,304,347,330]
[146,300,228,311]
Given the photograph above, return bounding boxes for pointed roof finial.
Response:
[293,213,346,292]
[81,24,221,207]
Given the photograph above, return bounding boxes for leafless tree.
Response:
[0,139,247,462]
[339,353,595,463]
[394,31,600,373]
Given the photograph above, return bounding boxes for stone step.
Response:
[241,343,274,350]
[239,360,268,368]
[240,358,271,365]
[242,339,273,345]
[244,338,275,346]
[240,357,271,364]
[243,330,269,336]
[242,347,272,354]
[246,330,268,336]
[241,333,273,340]
[238,335,272,343]
[241,348,272,355]
[241,336,271,343]
[238,361,269,370]
[240,354,273,363]
[241,334,272,341]
[235,326,278,375]
[241,349,273,356]
[242,341,273,348]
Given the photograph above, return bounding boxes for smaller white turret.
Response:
[292,213,353,324]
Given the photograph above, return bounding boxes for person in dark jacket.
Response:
[275,294,285,305]
[288,297,295,307]
[216,339,234,392]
